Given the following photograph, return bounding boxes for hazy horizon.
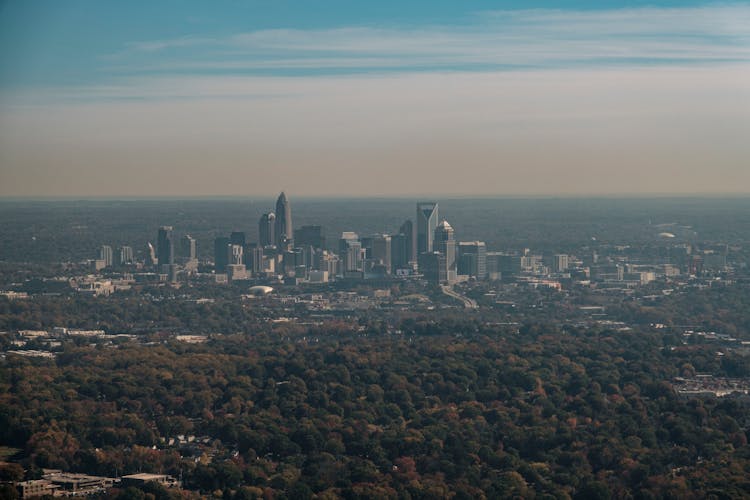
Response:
[3,192,750,203]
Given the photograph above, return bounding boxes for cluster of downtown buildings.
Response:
[91,192,730,291]
[93,193,492,286]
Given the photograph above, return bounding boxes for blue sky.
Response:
[2,0,748,89]
[0,1,748,197]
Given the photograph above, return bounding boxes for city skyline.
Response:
[1,1,749,198]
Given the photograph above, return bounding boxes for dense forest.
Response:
[2,322,750,499]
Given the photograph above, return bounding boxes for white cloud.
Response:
[1,5,749,197]
[109,5,750,76]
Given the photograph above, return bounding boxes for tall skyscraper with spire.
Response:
[275,192,293,250]
[416,202,439,255]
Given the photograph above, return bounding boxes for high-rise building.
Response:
[181,235,197,261]
[390,233,410,272]
[371,234,392,274]
[416,202,439,255]
[118,246,134,266]
[552,254,570,273]
[214,236,230,273]
[259,212,276,247]
[294,225,325,249]
[435,219,457,283]
[400,220,415,263]
[157,226,174,267]
[418,252,447,284]
[274,192,293,250]
[485,252,521,280]
[317,251,340,278]
[360,236,374,259]
[230,244,244,265]
[145,242,158,267]
[98,245,113,268]
[246,244,265,274]
[339,232,363,274]
[458,241,487,279]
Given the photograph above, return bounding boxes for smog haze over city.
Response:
[3,2,750,500]
[1,0,749,197]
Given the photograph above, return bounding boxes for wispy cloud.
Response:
[110,5,750,76]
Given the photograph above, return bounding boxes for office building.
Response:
[416,202,439,254]
[458,241,487,279]
[226,264,247,281]
[121,474,179,489]
[98,245,113,268]
[157,226,174,267]
[308,270,329,283]
[246,244,265,274]
[552,254,570,273]
[230,244,244,265]
[118,245,134,265]
[275,192,293,249]
[317,251,340,278]
[340,232,364,274]
[485,252,521,280]
[435,219,457,283]
[17,479,59,498]
[371,234,392,274]
[294,225,326,249]
[145,242,158,267]
[418,252,447,284]
[391,233,410,272]
[181,235,197,261]
[400,219,415,263]
[360,236,374,260]
[214,236,230,273]
[259,212,276,247]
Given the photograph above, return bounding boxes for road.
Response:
[441,285,478,309]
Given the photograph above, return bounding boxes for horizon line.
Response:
[2,192,750,203]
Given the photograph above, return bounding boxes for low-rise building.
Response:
[121,473,179,488]
[17,479,59,498]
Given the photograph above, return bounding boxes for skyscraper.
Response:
[214,236,230,273]
[416,202,439,255]
[552,254,570,273]
[400,219,415,263]
[418,252,447,284]
[294,225,325,249]
[435,219,457,283]
[145,242,158,267]
[119,246,134,265]
[371,234,392,274]
[181,235,197,261]
[259,212,276,247]
[275,192,293,250]
[157,226,174,267]
[98,245,113,267]
[230,244,244,265]
[390,233,410,271]
[339,232,363,274]
[457,241,487,279]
